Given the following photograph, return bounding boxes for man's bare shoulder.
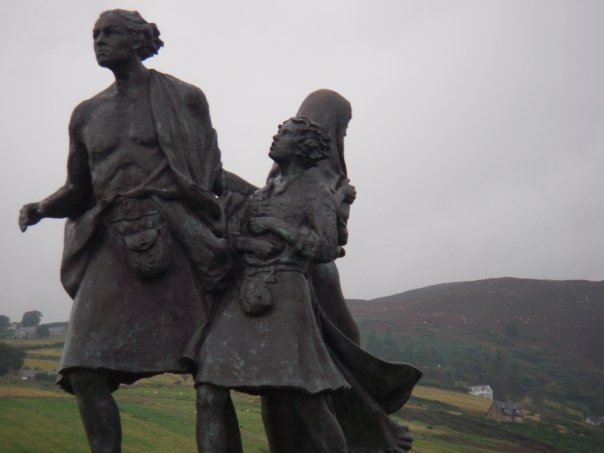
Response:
[69,84,116,129]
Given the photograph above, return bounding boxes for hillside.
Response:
[347,278,604,414]
[3,294,604,452]
[348,277,604,366]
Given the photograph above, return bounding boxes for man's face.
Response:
[92,14,138,68]
[269,121,299,162]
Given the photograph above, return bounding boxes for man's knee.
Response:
[196,384,228,410]
[69,371,111,396]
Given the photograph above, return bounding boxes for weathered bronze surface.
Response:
[19,9,240,453]
[196,117,350,452]
[19,9,421,453]
[226,91,423,453]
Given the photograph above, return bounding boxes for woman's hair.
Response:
[99,10,164,60]
[296,89,352,176]
[266,91,352,182]
[280,117,332,168]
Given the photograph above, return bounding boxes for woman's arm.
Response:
[297,187,339,262]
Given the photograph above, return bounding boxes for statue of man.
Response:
[18,10,237,452]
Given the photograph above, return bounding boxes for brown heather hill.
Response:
[347,277,604,368]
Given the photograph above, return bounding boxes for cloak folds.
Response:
[61,70,227,298]
[57,71,230,393]
[262,298,422,453]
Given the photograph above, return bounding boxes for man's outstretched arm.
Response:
[19,106,93,231]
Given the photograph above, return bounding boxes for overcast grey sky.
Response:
[1,0,603,323]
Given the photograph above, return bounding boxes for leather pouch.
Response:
[123,225,171,278]
[240,273,273,316]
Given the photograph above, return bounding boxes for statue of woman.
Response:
[195,117,349,453]
[262,90,421,452]
[214,90,421,452]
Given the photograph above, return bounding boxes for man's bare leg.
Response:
[196,384,230,453]
[69,371,121,453]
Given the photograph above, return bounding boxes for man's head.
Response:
[93,10,163,68]
[269,117,331,168]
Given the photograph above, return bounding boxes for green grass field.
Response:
[2,339,604,452]
[0,381,269,452]
[4,377,604,452]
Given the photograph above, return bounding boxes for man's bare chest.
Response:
[83,97,158,158]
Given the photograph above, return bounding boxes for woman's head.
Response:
[296,89,352,176]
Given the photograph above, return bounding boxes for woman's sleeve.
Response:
[296,185,339,263]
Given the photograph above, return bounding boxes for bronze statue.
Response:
[196,117,349,452]
[260,90,421,452]
[19,9,421,452]
[18,10,241,453]
[194,98,422,452]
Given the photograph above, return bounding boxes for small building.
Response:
[586,416,604,427]
[48,325,68,338]
[14,326,38,339]
[486,401,524,422]
[468,385,493,400]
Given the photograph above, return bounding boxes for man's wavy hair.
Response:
[99,10,164,61]
[279,117,332,168]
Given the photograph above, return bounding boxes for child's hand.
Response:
[235,237,283,259]
[249,238,283,259]
[249,216,274,234]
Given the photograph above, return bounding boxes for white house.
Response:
[468,385,493,400]
[586,416,604,426]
